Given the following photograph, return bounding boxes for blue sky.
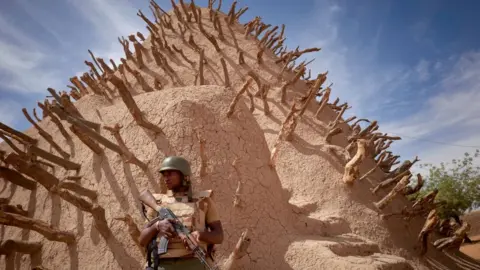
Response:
[1,0,479,170]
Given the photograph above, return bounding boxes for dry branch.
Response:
[58,181,98,201]
[261,84,271,115]
[198,49,205,85]
[343,139,367,185]
[0,166,37,190]
[52,187,110,238]
[129,38,146,69]
[33,108,42,122]
[227,1,238,25]
[325,127,342,144]
[227,78,252,117]
[67,119,123,156]
[118,37,135,62]
[109,75,163,134]
[257,47,264,64]
[103,124,148,171]
[224,17,240,52]
[27,145,80,171]
[403,174,424,196]
[269,102,299,167]
[0,240,42,255]
[1,204,28,217]
[235,6,248,21]
[220,58,230,87]
[4,153,59,190]
[374,175,410,209]
[213,12,225,40]
[172,45,195,67]
[247,70,262,95]
[137,10,158,32]
[246,89,255,112]
[0,211,75,243]
[137,32,146,41]
[284,73,327,140]
[132,70,154,93]
[0,131,25,157]
[49,103,100,131]
[21,108,69,159]
[358,152,387,182]
[70,76,89,96]
[69,125,103,155]
[87,49,103,75]
[371,167,412,194]
[0,122,37,145]
[387,156,419,179]
[36,104,71,144]
[238,51,245,65]
[222,229,250,270]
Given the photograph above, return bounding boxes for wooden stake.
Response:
[374,175,410,209]
[21,108,70,159]
[0,211,75,244]
[108,75,163,134]
[0,122,37,145]
[199,49,205,85]
[0,240,42,255]
[226,79,253,117]
[0,166,37,190]
[103,124,148,171]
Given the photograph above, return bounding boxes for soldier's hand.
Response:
[155,218,176,238]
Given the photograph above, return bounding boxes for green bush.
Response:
[416,149,480,219]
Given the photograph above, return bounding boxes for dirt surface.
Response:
[460,211,480,261]
[1,3,479,270]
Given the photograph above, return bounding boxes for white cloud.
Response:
[415,59,430,82]
[68,0,148,64]
[0,11,63,93]
[0,40,61,93]
[381,51,480,170]
[287,1,480,170]
[0,99,22,126]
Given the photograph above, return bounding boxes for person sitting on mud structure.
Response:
[138,156,224,270]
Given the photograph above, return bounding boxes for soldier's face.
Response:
[161,170,182,190]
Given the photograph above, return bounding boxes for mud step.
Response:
[286,237,415,270]
[326,240,380,257]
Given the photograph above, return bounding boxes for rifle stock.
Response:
[139,189,162,212]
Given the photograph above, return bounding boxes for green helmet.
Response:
[159,156,192,177]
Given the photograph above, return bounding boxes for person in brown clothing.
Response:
[138,156,224,270]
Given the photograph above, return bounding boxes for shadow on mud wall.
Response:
[122,163,142,214]
[291,134,345,175]
[50,193,61,228]
[76,208,85,237]
[97,154,131,213]
[89,223,142,269]
[69,242,79,270]
[13,188,38,269]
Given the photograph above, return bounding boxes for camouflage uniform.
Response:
[143,156,220,270]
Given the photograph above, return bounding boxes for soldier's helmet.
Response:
[159,156,192,177]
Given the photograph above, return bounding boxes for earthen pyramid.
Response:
[1,1,479,269]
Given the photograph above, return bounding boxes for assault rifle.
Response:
[139,190,218,270]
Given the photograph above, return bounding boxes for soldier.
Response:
[138,156,224,270]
